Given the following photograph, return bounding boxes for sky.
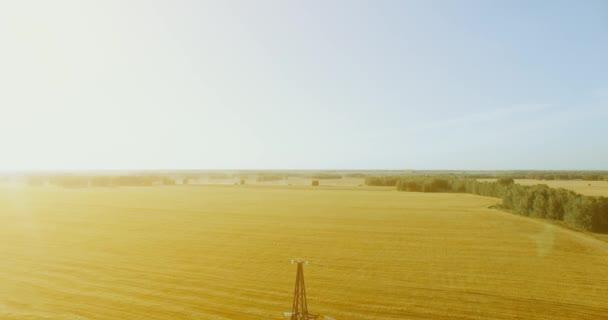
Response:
[0,0,607,171]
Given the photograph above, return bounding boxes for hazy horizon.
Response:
[1,0,607,171]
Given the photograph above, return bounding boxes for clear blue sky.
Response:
[0,0,606,170]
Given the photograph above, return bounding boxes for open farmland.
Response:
[1,185,607,320]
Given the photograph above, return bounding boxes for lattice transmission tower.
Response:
[283,259,334,320]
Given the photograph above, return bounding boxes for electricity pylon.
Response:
[283,259,334,320]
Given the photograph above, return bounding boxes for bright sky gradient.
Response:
[1,0,607,171]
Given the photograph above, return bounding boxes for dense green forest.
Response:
[365,176,608,233]
[366,171,608,182]
[464,172,608,181]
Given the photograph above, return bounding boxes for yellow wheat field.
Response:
[1,185,607,319]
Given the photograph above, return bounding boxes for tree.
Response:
[497,177,515,186]
[564,197,595,230]
[532,192,548,218]
[546,191,564,220]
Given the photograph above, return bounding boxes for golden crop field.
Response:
[1,185,608,320]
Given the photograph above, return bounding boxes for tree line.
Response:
[311,174,343,179]
[365,176,608,233]
[27,174,177,188]
[454,172,608,181]
[365,171,608,182]
[256,175,284,182]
